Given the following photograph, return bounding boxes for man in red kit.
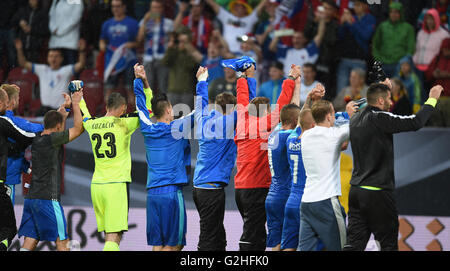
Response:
[234,63,301,251]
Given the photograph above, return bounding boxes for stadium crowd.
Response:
[0,0,449,125]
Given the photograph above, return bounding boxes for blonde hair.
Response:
[0,84,19,100]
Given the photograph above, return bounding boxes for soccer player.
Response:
[134,65,194,251]
[79,64,152,251]
[233,60,299,251]
[193,65,257,251]
[18,91,84,251]
[0,88,37,251]
[2,84,43,205]
[281,109,315,251]
[265,103,301,251]
[192,66,237,251]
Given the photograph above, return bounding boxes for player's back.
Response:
[286,127,307,203]
[267,125,294,198]
[141,116,192,189]
[83,113,139,184]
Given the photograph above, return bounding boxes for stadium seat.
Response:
[80,69,104,117]
[7,67,40,116]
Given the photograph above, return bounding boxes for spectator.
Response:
[396,56,423,113]
[187,30,234,83]
[14,38,86,116]
[333,68,368,112]
[425,37,450,127]
[174,0,213,55]
[208,67,237,103]
[11,0,49,63]
[48,0,84,66]
[300,63,320,106]
[336,0,376,96]
[372,1,416,78]
[435,0,450,30]
[270,11,326,78]
[137,0,174,94]
[0,1,20,74]
[413,8,450,74]
[390,77,413,116]
[290,0,321,32]
[255,0,280,63]
[235,34,262,66]
[162,29,199,110]
[81,1,112,52]
[304,0,340,99]
[258,61,285,104]
[100,0,139,104]
[205,0,268,54]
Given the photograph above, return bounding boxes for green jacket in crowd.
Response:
[372,2,416,65]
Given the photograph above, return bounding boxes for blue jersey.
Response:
[134,79,194,189]
[5,110,43,186]
[286,127,307,198]
[100,16,139,69]
[267,124,294,198]
[193,78,256,188]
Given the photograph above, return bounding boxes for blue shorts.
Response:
[146,185,186,247]
[265,194,289,248]
[18,199,68,242]
[281,193,302,250]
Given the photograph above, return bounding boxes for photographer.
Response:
[162,28,198,110]
[344,68,444,250]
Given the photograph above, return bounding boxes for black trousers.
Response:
[235,188,269,251]
[344,186,399,251]
[0,184,17,250]
[193,187,226,251]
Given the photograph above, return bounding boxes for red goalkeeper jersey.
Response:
[234,77,295,189]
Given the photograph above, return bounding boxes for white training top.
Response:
[32,64,74,109]
[301,124,350,203]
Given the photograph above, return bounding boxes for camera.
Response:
[68,80,84,93]
[368,61,387,84]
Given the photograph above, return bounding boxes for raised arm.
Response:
[68,91,85,142]
[14,39,32,71]
[74,39,87,74]
[313,12,326,47]
[195,67,210,124]
[372,85,443,134]
[205,0,220,14]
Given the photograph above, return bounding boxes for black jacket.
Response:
[349,104,435,190]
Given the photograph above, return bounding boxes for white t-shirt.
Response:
[217,7,259,54]
[278,42,319,76]
[32,64,74,109]
[300,80,319,105]
[301,124,350,203]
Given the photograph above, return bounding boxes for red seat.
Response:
[80,69,104,116]
[7,67,40,116]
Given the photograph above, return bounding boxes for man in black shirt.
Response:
[0,88,36,251]
[344,80,444,251]
[17,90,84,251]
